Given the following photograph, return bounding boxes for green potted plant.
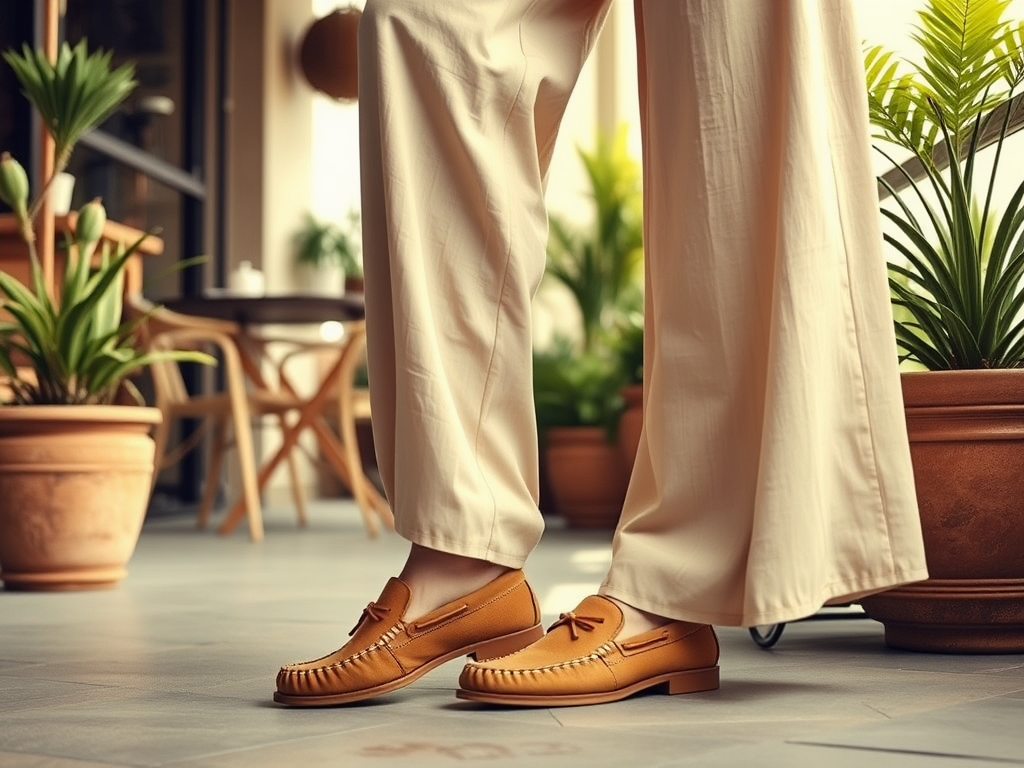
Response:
[0,40,211,591]
[534,338,629,528]
[292,208,363,295]
[534,337,628,439]
[858,0,1024,651]
[534,126,643,529]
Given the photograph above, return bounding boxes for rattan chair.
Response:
[126,294,308,541]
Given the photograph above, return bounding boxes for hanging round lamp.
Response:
[298,6,361,101]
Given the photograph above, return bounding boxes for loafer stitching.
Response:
[608,628,713,666]
[283,576,531,679]
[289,578,531,674]
[619,630,670,652]
[287,623,404,676]
[409,603,469,633]
[470,641,617,675]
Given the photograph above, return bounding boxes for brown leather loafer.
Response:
[457,594,719,707]
[275,569,543,707]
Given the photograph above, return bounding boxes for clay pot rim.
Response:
[0,404,161,426]
[901,368,1024,407]
[544,425,616,444]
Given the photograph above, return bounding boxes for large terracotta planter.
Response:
[860,370,1024,652]
[544,426,628,530]
[0,405,161,591]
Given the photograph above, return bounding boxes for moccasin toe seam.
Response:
[274,570,542,706]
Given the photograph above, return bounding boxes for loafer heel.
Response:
[666,665,720,695]
[471,622,544,660]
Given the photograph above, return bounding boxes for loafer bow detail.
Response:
[349,601,391,635]
[457,594,721,707]
[274,569,543,707]
[549,611,604,640]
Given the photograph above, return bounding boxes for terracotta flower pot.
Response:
[544,426,628,530]
[859,370,1024,652]
[0,405,161,591]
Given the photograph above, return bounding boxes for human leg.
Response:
[459,0,927,705]
[275,0,613,706]
[360,0,613,569]
[601,0,928,630]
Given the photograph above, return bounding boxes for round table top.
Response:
[160,292,365,325]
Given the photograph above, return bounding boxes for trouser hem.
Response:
[398,526,534,570]
[599,567,931,627]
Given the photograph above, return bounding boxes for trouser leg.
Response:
[601,0,927,626]
[358,0,613,566]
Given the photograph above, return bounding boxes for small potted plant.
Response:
[0,41,211,591]
[534,337,629,528]
[292,208,363,295]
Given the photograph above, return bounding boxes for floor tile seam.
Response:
[150,722,396,767]
[716,663,1024,682]
[960,687,1024,705]
[789,738,1024,765]
[0,673,120,691]
[598,720,884,737]
[545,713,885,729]
[976,664,1024,674]
[0,685,316,713]
[0,748,140,768]
[0,669,273,688]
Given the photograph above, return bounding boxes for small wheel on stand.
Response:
[749,623,786,648]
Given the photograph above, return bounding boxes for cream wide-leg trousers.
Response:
[358,0,929,627]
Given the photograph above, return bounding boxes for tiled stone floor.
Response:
[1,500,1022,767]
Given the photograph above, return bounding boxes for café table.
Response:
[164,293,365,326]
[160,292,393,538]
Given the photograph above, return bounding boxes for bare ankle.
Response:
[398,545,513,619]
[605,596,673,638]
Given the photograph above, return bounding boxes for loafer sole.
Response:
[274,623,545,707]
[455,664,720,707]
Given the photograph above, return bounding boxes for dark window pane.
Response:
[0,3,35,191]
[63,0,185,169]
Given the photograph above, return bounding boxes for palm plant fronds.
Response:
[2,40,136,183]
[0,219,213,405]
[545,125,643,353]
[867,0,1024,369]
[1,40,212,406]
[534,126,644,438]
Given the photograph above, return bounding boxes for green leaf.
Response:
[869,0,1024,369]
[544,125,643,354]
[3,39,137,170]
